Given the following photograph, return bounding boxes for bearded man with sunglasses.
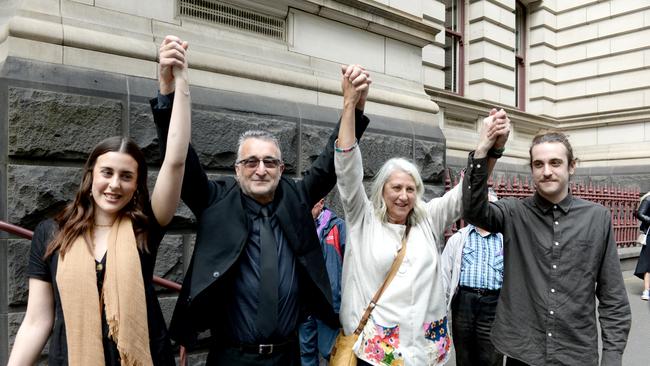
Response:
[151,35,372,366]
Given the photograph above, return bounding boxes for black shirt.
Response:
[225,194,299,343]
[27,217,174,366]
[462,153,631,366]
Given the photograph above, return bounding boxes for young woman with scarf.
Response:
[8,36,191,366]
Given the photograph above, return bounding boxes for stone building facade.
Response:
[1,0,649,363]
[426,0,650,189]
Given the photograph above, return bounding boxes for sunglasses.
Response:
[236,157,282,169]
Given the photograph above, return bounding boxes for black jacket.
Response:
[151,98,369,347]
[639,196,650,232]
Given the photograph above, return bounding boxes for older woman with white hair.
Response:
[333,65,509,366]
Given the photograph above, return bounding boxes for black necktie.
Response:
[256,206,278,339]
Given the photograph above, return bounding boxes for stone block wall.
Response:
[528,0,650,119]
[0,56,446,364]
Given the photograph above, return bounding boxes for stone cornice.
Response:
[558,108,650,129]
[318,0,443,44]
[189,48,438,113]
[233,0,443,46]
[1,2,439,114]
[427,89,557,130]
[429,88,650,131]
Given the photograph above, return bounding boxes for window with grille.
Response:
[178,0,286,41]
[443,0,464,95]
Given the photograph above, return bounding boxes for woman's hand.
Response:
[341,64,371,111]
[158,35,188,95]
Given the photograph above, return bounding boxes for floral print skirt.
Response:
[355,315,451,366]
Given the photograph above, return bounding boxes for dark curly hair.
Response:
[528,130,577,169]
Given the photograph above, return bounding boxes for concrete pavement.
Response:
[621,271,649,366]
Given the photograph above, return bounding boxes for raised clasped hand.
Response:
[340,64,372,109]
[477,108,511,155]
[158,35,189,94]
[489,108,510,149]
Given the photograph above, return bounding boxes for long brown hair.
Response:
[45,136,151,259]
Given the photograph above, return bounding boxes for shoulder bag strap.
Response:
[353,225,411,335]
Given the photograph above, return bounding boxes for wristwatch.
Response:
[487,146,505,159]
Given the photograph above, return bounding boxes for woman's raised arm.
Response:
[151,36,191,227]
[336,64,370,149]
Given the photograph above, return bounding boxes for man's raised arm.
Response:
[462,109,510,233]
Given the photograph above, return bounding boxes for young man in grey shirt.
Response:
[462,109,631,366]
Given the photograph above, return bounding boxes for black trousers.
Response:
[505,356,531,365]
[206,343,300,366]
[451,288,503,366]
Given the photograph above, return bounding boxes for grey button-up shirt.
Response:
[462,153,631,366]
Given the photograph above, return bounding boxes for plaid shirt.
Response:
[458,225,503,290]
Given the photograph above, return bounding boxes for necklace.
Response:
[94,222,114,227]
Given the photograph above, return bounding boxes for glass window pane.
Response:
[515,3,525,56]
[444,35,459,92]
[444,0,459,31]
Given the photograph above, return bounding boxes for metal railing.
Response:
[0,220,187,365]
[444,170,641,247]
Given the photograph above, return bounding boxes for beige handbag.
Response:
[330,226,411,366]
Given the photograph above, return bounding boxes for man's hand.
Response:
[475,108,510,158]
[492,108,510,149]
[159,35,189,95]
[340,64,371,111]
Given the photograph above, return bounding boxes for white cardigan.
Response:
[335,145,463,366]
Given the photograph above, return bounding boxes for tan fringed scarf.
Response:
[56,216,153,366]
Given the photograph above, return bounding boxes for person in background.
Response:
[8,35,191,366]
[441,188,504,366]
[633,191,650,300]
[299,198,346,365]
